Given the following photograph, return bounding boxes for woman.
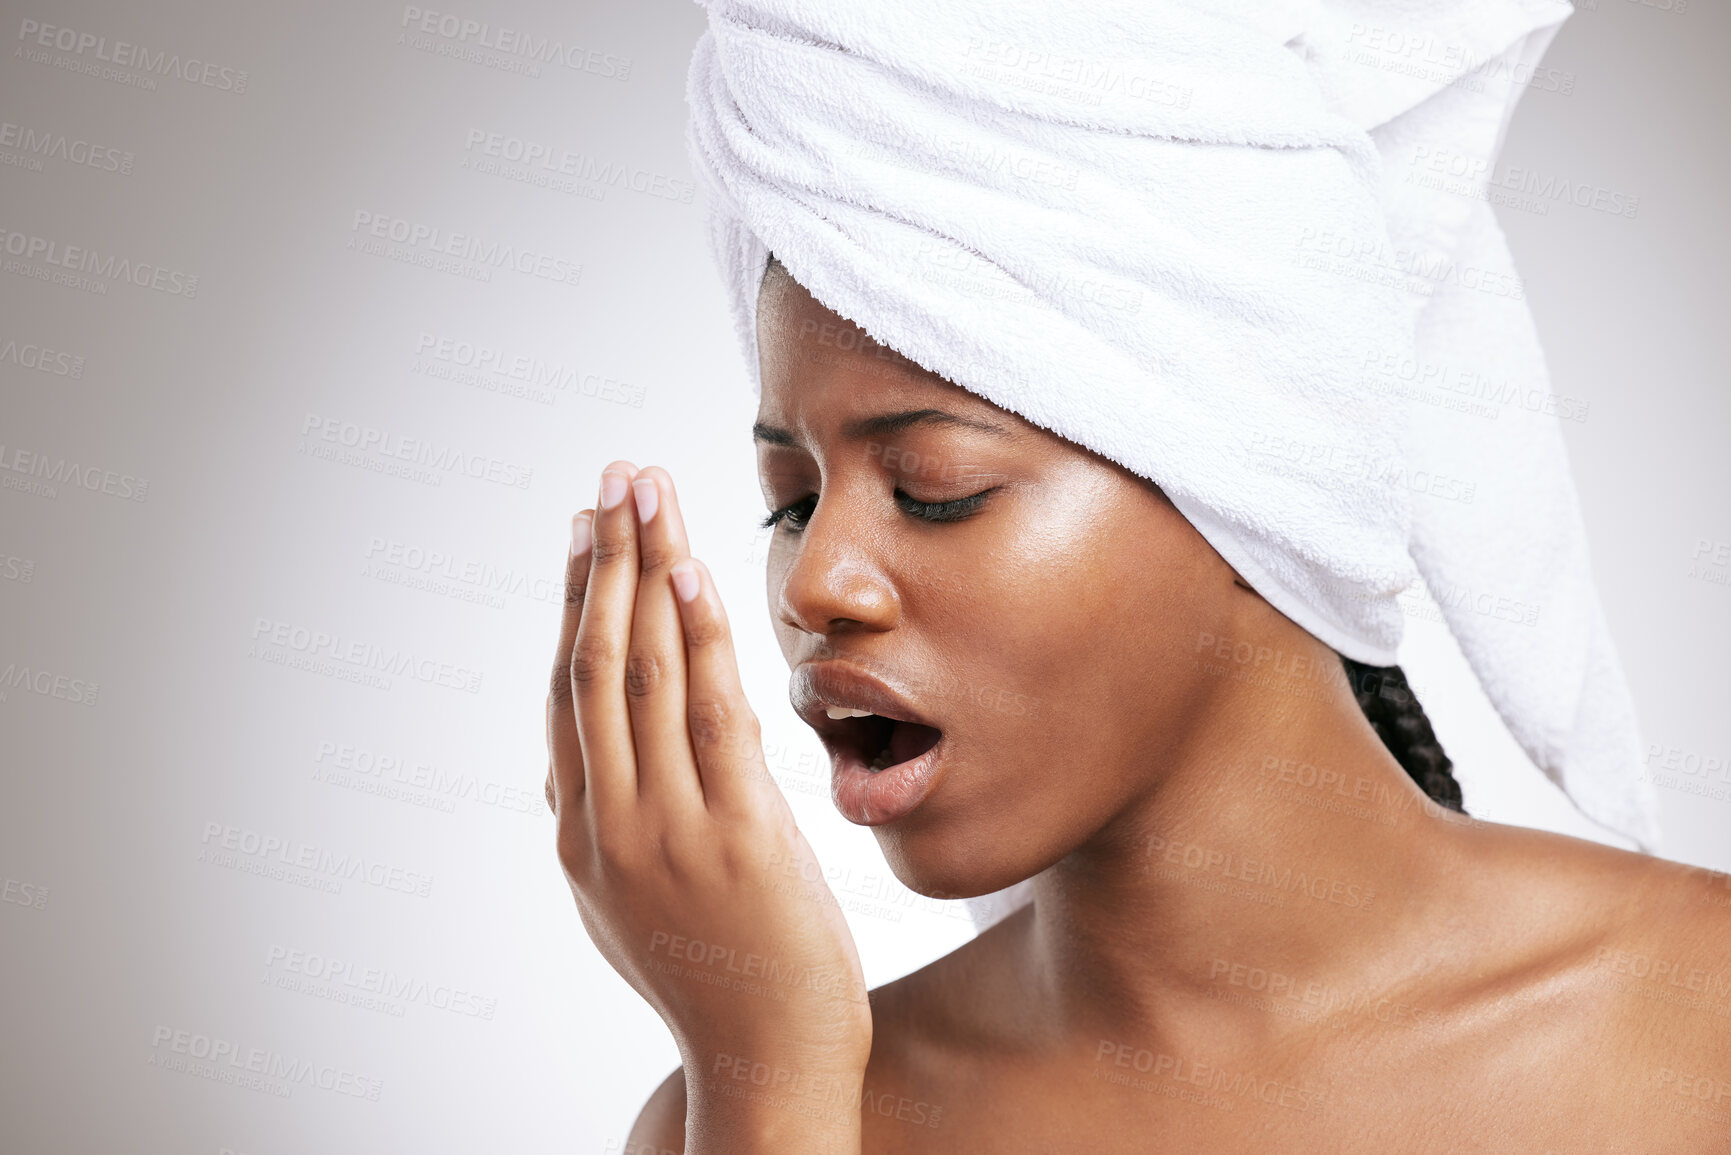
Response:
[549,266,1728,1154]
[547,2,1729,1151]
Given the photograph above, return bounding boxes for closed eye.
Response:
[760,488,998,531]
[760,494,817,531]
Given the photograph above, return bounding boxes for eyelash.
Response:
[760,488,996,531]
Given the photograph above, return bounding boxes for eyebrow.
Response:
[752,408,1013,447]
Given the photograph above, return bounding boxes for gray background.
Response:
[0,1,1724,1151]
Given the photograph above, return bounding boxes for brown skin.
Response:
[554,263,1731,1153]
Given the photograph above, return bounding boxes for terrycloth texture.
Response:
[683,0,1663,924]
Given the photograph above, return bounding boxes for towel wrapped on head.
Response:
[683,0,1661,916]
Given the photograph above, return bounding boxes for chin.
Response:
[868,818,1045,904]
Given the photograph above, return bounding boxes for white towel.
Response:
[682,0,1663,928]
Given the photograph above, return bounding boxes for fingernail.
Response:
[670,560,700,603]
[599,470,628,510]
[632,477,659,523]
[570,512,592,557]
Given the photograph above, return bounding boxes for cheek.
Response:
[932,505,1203,776]
[937,513,1133,696]
[958,570,1112,716]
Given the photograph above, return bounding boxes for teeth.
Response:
[868,745,896,772]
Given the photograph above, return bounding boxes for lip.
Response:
[790,661,947,826]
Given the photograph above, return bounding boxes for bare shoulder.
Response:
[1574,840,1731,1042]
[1504,822,1728,955]
[625,1065,687,1155]
[1464,818,1731,987]
[1460,819,1731,1130]
[1573,840,1731,1143]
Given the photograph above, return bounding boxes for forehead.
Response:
[754,266,1012,434]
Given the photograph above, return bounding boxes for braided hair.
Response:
[1338,658,1466,813]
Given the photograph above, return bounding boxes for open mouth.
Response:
[792,663,950,825]
[828,712,944,773]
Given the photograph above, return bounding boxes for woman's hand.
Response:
[546,460,871,1152]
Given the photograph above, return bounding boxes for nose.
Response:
[772,492,899,638]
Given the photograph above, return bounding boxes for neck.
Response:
[1020,638,1465,1053]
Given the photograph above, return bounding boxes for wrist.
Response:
[675,1009,872,1075]
[684,1048,866,1155]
